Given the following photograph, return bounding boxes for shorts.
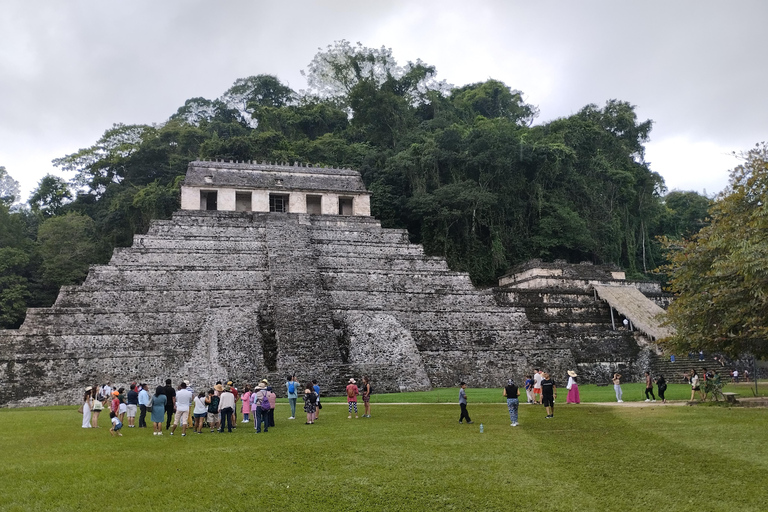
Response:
[207,412,218,424]
[194,412,207,419]
[118,403,127,414]
[533,388,541,394]
[693,386,700,391]
[174,410,189,425]
[126,404,138,417]
[363,394,370,404]
[113,422,123,431]
[542,396,554,407]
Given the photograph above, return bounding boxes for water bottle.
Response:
[480,423,484,433]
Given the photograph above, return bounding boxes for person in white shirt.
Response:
[533,369,543,405]
[170,382,194,436]
[218,386,236,433]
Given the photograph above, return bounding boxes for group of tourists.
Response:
[79,374,373,436]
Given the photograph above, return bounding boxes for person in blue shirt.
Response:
[285,375,300,420]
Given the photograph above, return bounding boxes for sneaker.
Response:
[618,400,624,403]
[153,432,157,436]
[158,432,163,435]
[181,433,186,437]
[348,415,352,419]
[170,432,174,435]
[644,399,650,402]
[467,421,474,424]
[288,417,295,420]
[652,400,656,402]
[241,420,248,423]
[459,421,463,424]
[511,423,518,427]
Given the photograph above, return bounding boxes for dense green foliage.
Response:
[0,41,710,328]
[661,143,768,358]
[1,398,766,511]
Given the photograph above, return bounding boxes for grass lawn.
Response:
[1,386,766,511]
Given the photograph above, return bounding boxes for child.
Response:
[303,384,316,424]
[110,411,123,437]
[524,375,534,404]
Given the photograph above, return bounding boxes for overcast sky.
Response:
[2,0,766,200]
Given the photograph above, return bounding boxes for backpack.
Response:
[260,392,270,411]
[288,382,295,394]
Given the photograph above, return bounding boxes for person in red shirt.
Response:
[110,391,120,416]
[346,378,359,419]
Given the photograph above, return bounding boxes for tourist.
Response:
[91,386,104,427]
[218,385,236,433]
[533,369,543,405]
[170,381,193,436]
[744,369,750,383]
[312,379,321,421]
[644,371,656,402]
[503,378,520,427]
[458,382,473,424]
[285,375,300,420]
[151,386,167,435]
[126,384,139,428]
[110,390,120,418]
[613,373,623,402]
[81,387,93,428]
[566,370,580,404]
[206,387,221,432]
[138,383,149,428]
[266,386,276,427]
[101,382,112,400]
[163,379,176,430]
[109,411,123,437]
[241,385,252,424]
[362,376,372,418]
[346,378,359,419]
[541,372,556,418]
[699,350,705,361]
[303,383,316,424]
[252,383,269,433]
[690,369,701,401]
[227,381,238,426]
[116,387,127,423]
[524,375,534,404]
[732,369,739,383]
[193,391,207,434]
[655,374,667,404]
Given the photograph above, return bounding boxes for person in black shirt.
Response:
[163,379,176,430]
[541,372,556,418]
[503,379,520,426]
[126,383,139,428]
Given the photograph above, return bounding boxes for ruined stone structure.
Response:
[0,161,672,406]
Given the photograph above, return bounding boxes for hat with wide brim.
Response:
[214,384,224,392]
[349,378,356,384]
[85,386,93,392]
[567,370,578,377]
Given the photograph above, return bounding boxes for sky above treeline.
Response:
[1,0,766,200]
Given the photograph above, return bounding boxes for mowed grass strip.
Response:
[0,396,766,512]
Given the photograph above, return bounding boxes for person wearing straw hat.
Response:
[566,370,580,404]
[81,387,93,428]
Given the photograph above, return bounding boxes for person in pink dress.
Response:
[241,385,252,424]
[566,370,580,404]
[346,378,359,419]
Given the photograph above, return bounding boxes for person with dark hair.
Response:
[81,387,93,428]
[690,369,701,402]
[193,391,207,434]
[109,411,123,437]
[137,383,149,428]
[303,383,316,424]
[163,379,176,430]
[655,375,667,404]
[613,373,623,402]
[206,387,221,432]
[524,375,534,404]
[503,378,520,426]
[126,383,139,428]
[312,379,321,421]
[362,376,372,418]
[644,372,656,402]
[285,375,300,420]
[533,369,543,405]
[541,372,556,418]
[151,386,167,435]
[91,386,105,427]
[218,385,235,433]
[458,382,473,424]
[240,385,252,424]
[171,381,193,436]
[117,387,127,424]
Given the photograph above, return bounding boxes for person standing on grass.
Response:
[362,376,372,418]
[566,371,580,404]
[533,369,543,405]
[313,380,321,421]
[81,387,93,428]
[503,378,520,427]
[267,386,277,427]
[91,387,105,428]
[252,382,269,433]
[524,375,534,404]
[206,387,221,432]
[303,383,316,424]
[170,381,193,436]
[241,385,252,424]
[151,386,167,436]
[655,375,667,404]
[346,378,359,419]
[163,379,176,430]
[644,372,656,402]
[458,382,473,424]
[613,373,623,402]
[227,381,239,426]
[218,385,235,433]
[193,391,207,434]
[690,369,701,402]
[126,384,139,428]
[110,390,120,418]
[138,383,149,428]
[541,373,556,418]
[286,375,299,420]
[117,387,127,424]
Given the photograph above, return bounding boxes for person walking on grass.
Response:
[566,370,580,404]
[286,375,299,420]
[458,382,473,424]
[613,373,623,402]
[655,375,668,404]
[362,376,372,418]
[170,381,193,437]
[303,383,316,424]
[81,387,93,428]
[346,378,359,419]
[541,373,556,418]
[644,371,656,402]
[109,411,123,437]
[193,391,207,434]
[151,386,167,436]
[503,378,520,427]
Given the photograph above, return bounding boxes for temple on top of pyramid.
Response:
[180,160,371,216]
